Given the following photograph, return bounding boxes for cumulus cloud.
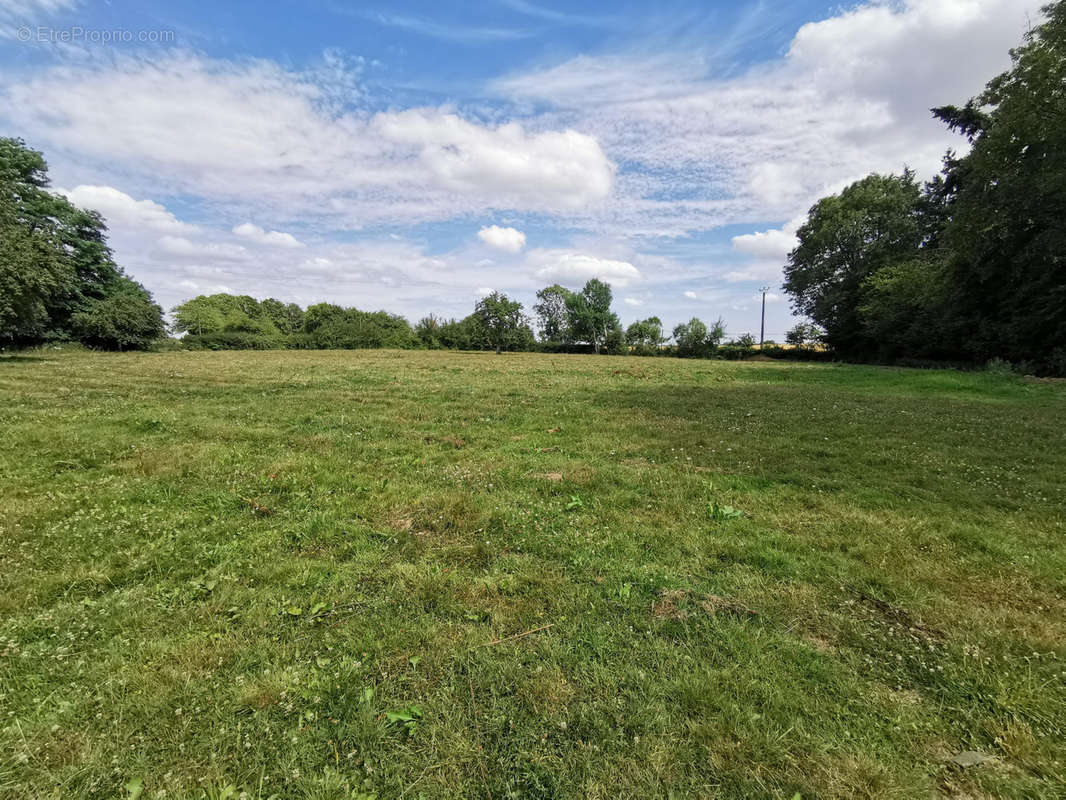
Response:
[732,213,806,261]
[55,185,197,235]
[727,215,806,285]
[233,222,304,248]
[530,251,641,287]
[731,227,798,260]
[373,110,613,209]
[2,52,613,227]
[477,225,526,253]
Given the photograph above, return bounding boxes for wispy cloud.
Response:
[359,10,531,43]
[492,0,1034,236]
[0,0,77,38]
[497,0,616,29]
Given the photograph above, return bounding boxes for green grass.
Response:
[1,349,1064,799]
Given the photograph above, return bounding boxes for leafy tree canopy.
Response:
[931,1,1066,370]
[533,284,573,343]
[783,171,931,358]
[0,137,164,349]
[564,279,622,354]
[475,291,531,354]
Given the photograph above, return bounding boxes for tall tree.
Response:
[475,291,527,354]
[671,316,725,358]
[565,279,621,354]
[625,316,665,355]
[172,295,227,336]
[301,302,345,333]
[415,315,443,349]
[933,1,1066,372]
[0,175,74,344]
[260,298,304,335]
[785,321,823,347]
[783,172,930,358]
[0,137,163,349]
[533,284,573,343]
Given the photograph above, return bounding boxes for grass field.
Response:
[1,349,1064,799]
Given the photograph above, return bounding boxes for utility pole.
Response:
[759,286,769,348]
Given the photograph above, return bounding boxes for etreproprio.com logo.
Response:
[16,26,175,43]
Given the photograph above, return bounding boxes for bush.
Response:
[717,345,757,360]
[181,331,278,350]
[69,282,166,351]
[309,310,417,349]
[761,345,836,362]
[536,341,596,355]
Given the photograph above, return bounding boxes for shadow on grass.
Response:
[587,379,1029,506]
[0,355,52,364]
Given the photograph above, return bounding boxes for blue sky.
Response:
[0,0,1036,338]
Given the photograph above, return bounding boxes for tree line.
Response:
[170,282,785,358]
[783,2,1065,375]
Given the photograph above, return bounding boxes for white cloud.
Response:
[724,263,784,284]
[373,110,613,209]
[5,0,1033,245]
[177,278,234,294]
[3,52,613,226]
[233,222,304,248]
[530,251,641,287]
[156,235,248,261]
[492,0,1035,231]
[477,225,526,253]
[682,288,732,303]
[731,214,804,260]
[298,257,338,275]
[476,286,494,297]
[623,297,644,307]
[732,228,796,260]
[747,163,806,208]
[727,214,807,286]
[55,185,197,235]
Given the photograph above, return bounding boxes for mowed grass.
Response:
[1,349,1064,800]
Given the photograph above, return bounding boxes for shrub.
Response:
[181,331,278,350]
[717,345,757,360]
[309,310,418,349]
[69,282,166,351]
